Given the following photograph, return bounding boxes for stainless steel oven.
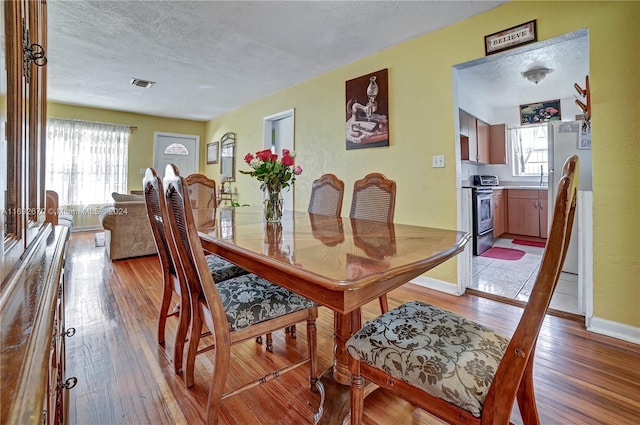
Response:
[471,175,498,255]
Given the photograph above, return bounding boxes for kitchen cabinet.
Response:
[459,109,477,162]
[459,109,506,164]
[489,124,507,164]
[476,119,490,164]
[507,189,548,237]
[493,189,505,237]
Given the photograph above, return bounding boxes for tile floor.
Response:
[471,237,580,315]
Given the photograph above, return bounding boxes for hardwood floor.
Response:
[65,231,640,424]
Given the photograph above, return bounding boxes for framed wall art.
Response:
[206,141,219,164]
[519,99,561,125]
[345,68,389,150]
[485,20,537,55]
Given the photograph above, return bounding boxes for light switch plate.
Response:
[432,155,445,168]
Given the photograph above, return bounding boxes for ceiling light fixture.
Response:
[522,67,552,85]
[130,78,156,88]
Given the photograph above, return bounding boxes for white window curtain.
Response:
[46,118,130,205]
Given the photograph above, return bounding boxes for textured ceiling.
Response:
[45,0,506,121]
[457,31,589,112]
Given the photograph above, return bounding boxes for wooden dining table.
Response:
[197,207,470,424]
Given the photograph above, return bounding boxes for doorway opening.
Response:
[263,109,295,210]
[453,30,591,317]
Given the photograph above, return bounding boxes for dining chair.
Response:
[346,155,579,425]
[162,164,319,424]
[183,172,249,282]
[143,168,249,373]
[183,173,285,348]
[307,173,345,217]
[349,172,396,312]
[143,168,191,373]
[185,173,218,209]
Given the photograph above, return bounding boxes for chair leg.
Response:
[517,354,541,425]
[378,294,389,313]
[306,311,318,390]
[158,275,173,345]
[266,333,273,353]
[349,358,365,425]
[185,309,203,388]
[173,297,190,374]
[286,325,297,338]
[205,342,231,425]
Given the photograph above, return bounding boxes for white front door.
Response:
[153,132,200,177]
[264,110,295,210]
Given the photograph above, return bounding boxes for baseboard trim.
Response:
[410,275,463,296]
[587,316,640,345]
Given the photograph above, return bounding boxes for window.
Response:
[510,124,548,176]
[46,119,130,205]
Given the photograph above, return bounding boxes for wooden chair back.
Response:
[163,164,232,421]
[307,173,345,216]
[349,172,396,222]
[484,155,579,422]
[143,168,175,279]
[185,173,218,209]
[142,167,190,372]
[163,166,230,341]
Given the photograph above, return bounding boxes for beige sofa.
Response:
[99,193,156,260]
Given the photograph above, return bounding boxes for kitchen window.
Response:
[510,124,548,176]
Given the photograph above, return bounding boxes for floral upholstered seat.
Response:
[346,300,509,417]
[205,254,248,283]
[212,273,317,332]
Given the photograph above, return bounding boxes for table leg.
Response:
[314,309,362,424]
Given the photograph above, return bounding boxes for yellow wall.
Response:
[205,2,640,328]
[47,103,206,192]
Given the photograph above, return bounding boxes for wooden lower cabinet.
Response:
[493,189,505,237]
[506,189,548,238]
[1,225,73,425]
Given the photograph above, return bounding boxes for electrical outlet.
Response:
[432,155,445,168]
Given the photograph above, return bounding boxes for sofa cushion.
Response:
[111,192,144,202]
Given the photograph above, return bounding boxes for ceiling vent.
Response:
[130,78,155,88]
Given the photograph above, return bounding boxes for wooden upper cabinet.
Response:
[459,110,505,165]
[459,109,478,162]
[476,119,490,164]
[489,124,507,164]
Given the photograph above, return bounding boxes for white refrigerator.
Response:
[548,121,592,274]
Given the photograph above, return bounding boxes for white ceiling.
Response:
[45,0,508,121]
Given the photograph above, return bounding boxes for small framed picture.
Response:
[207,142,219,164]
[519,99,561,125]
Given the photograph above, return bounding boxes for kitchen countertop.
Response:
[462,184,548,190]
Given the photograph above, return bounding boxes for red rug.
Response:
[480,247,526,261]
[513,239,546,248]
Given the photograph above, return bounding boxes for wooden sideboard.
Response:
[0,224,73,425]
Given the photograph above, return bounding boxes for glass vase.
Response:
[263,187,283,223]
